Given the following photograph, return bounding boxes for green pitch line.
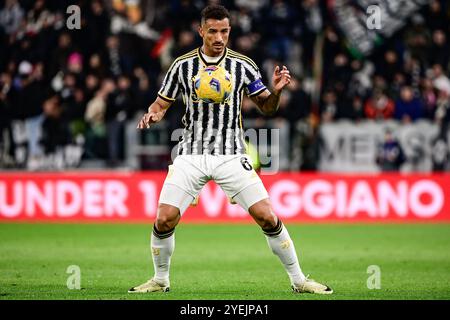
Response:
[0,223,449,300]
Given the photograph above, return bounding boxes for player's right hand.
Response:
[137,111,164,129]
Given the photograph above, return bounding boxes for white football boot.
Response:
[292,276,333,294]
[128,278,170,293]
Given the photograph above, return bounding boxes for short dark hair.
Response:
[201,5,230,25]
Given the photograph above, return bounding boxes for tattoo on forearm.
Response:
[261,91,281,116]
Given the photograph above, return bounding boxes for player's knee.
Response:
[249,199,277,230]
[155,215,177,232]
[155,203,180,231]
[260,214,278,230]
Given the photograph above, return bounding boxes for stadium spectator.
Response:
[421,77,438,119]
[40,94,70,155]
[429,30,449,68]
[49,32,75,78]
[87,52,108,79]
[0,0,24,35]
[11,61,47,163]
[431,132,449,171]
[394,86,425,123]
[63,87,87,138]
[320,90,338,123]
[425,0,448,32]
[84,77,116,159]
[388,72,407,101]
[347,60,374,99]
[435,90,450,128]
[348,96,365,122]
[281,77,312,123]
[335,93,364,121]
[325,53,352,95]
[431,64,450,95]
[169,29,198,67]
[376,130,405,172]
[84,74,101,102]
[105,74,134,165]
[66,52,84,78]
[0,71,15,166]
[133,67,155,113]
[364,90,395,120]
[376,50,403,84]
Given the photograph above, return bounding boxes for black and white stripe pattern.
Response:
[153,225,175,239]
[262,218,283,237]
[158,47,266,156]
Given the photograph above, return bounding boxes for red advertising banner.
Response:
[1,172,450,222]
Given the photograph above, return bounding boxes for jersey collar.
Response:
[198,47,228,66]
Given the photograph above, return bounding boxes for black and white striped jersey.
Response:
[158,47,267,156]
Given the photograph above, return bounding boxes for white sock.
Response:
[264,220,306,286]
[151,227,175,285]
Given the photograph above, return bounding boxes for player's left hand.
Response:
[137,111,164,129]
[272,65,291,94]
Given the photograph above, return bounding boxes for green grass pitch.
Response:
[0,223,449,300]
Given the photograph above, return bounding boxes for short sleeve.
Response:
[243,60,267,97]
[157,61,181,102]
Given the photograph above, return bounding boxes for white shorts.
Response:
[159,154,269,215]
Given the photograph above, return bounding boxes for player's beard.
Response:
[211,42,225,55]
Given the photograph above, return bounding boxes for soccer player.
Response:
[129,4,332,295]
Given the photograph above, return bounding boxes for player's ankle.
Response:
[153,276,170,286]
[291,274,307,286]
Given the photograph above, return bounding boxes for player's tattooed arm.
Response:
[137,97,172,129]
[251,89,281,116]
[250,65,291,116]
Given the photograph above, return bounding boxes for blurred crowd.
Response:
[0,0,449,170]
